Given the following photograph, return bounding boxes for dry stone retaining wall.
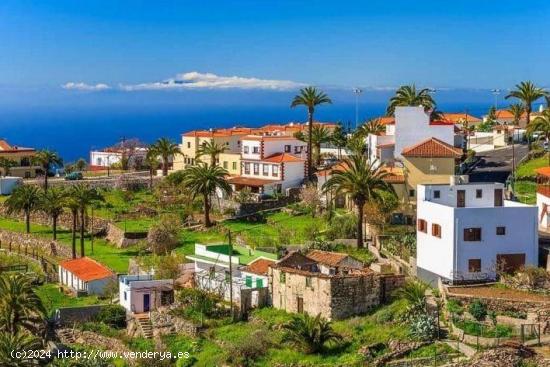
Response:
[0,229,71,259]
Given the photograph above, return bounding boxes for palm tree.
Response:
[346,132,368,156]
[151,138,181,176]
[32,150,62,191]
[528,110,550,165]
[196,140,228,166]
[330,123,348,159]
[69,184,101,257]
[144,147,160,189]
[0,331,42,367]
[323,155,395,248]
[506,81,548,126]
[65,197,79,259]
[296,125,333,167]
[357,118,385,137]
[393,280,428,314]
[291,87,332,181]
[4,185,41,233]
[508,103,525,126]
[386,84,436,116]
[0,157,16,177]
[39,187,67,240]
[0,273,46,334]
[182,163,232,227]
[283,313,339,354]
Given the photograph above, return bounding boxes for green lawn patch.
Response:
[516,154,550,179]
[454,320,514,338]
[0,217,141,273]
[35,283,104,315]
[514,180,537,204]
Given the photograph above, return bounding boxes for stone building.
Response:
[269,251,404,320]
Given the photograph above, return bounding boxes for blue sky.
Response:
[0,0,549,104]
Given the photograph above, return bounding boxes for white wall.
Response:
[281,161,306,190]
[262,138,305,158]
[537,192,550,229]
[241,161,282,180]
[58,267,113,296]
[394,107,455,160]
[241,140,262,160]
[119,275,174,313]
[419,182,505,208]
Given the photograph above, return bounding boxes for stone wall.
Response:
[271,268,403,320]
[105,223,147,248]
[0,228,71,259]
[150,308,202,337]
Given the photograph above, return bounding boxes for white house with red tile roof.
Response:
[240,257,276,289]
[58,257,115,296]
[227,135,307,195]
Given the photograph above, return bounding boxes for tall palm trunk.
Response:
[43,169,48,192]
[203,195,211,227]
[71,209,77,259]
[162,156,168,176]
[149,168,154,189]
[307,108,314,182]
[80,208,85,257]
[25,208,30,234]
[355,199,365,248]
[52,214,57,240]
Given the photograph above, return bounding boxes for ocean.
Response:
[0,101,492,163]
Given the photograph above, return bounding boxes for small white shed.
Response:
[58,257,116,296]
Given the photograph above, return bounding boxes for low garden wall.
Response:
[0,228,71,259]
[105,223,147,248]
[449,321,517,347]
[150,309,202,337]
[55,305,108,326]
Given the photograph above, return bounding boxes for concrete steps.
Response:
[135,314,153,339]
[58,329,76,344]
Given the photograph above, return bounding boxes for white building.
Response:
[416,177,538,285]
[58,257,115,296]
[90,139,149,168]
[226,135,306,195]
[367,107,461,166]
[119,274,174,314]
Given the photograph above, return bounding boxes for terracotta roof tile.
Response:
[402,137,463,158]
[306,250,349,267]
[59,257,114,281]
[226,176,280,187]
[263,153,304,163]
[441,113,481,124]
[242,258,276,276]
[536,167,550,178]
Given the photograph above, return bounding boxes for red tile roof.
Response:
[441,113,481,124]
[263,153,304,163]
[536,167,550,178]
[402,137,463,158]
[226,176,280,187]
[306,250,349,267]
[429,120,456,126]
[59,257,114,282]
[377,116,396,125]
[242,258,276,275]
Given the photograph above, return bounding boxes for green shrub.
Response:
[325,213,357,240]
[446,299,464,315]
[94,305,127,328]
[468,299,487,321]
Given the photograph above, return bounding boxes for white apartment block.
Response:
[367,106,462,166]
[416,177,538,284]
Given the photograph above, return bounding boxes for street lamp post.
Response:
[353,88,363,130]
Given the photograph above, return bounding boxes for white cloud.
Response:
[120,72,304,91]
[62,82,111,91]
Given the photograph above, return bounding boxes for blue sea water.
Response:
[0,101,491,163]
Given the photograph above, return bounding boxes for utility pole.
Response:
[228,230,234,322]
[353,88,363,130]
[91,206,94,255]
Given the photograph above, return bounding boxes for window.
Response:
[464,228,482,241]
[409,189,415,197]
[20,157,30,167]
[272,165,279,176]
[432,223,441,238]
[244,146,249,154]
[245,275,253,288]
[476,189,483,198]
[496,226,506,235]
[253,163,259,175]
[187,142,191,149]
[434,190,440,199]
[232,162,237,170]
[494,189,503,207]
[256,278,263,288]
[124,291,127,301]
[263,164,269,176]
[244,163,250,174]
[223,161,228,169]
[306,277,312,288]
[284,145,291,153]
[457,190,466,207]
[417,219,427,233]
[468,259,481,273]
[294,146,302,154]
[280,272,286,284]
[253,146,259,154]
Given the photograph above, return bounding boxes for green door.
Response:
[256,278,263,288]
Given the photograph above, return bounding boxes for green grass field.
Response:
[34,283,104,315]
[514,180,537,204]
[515,154,549,179]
